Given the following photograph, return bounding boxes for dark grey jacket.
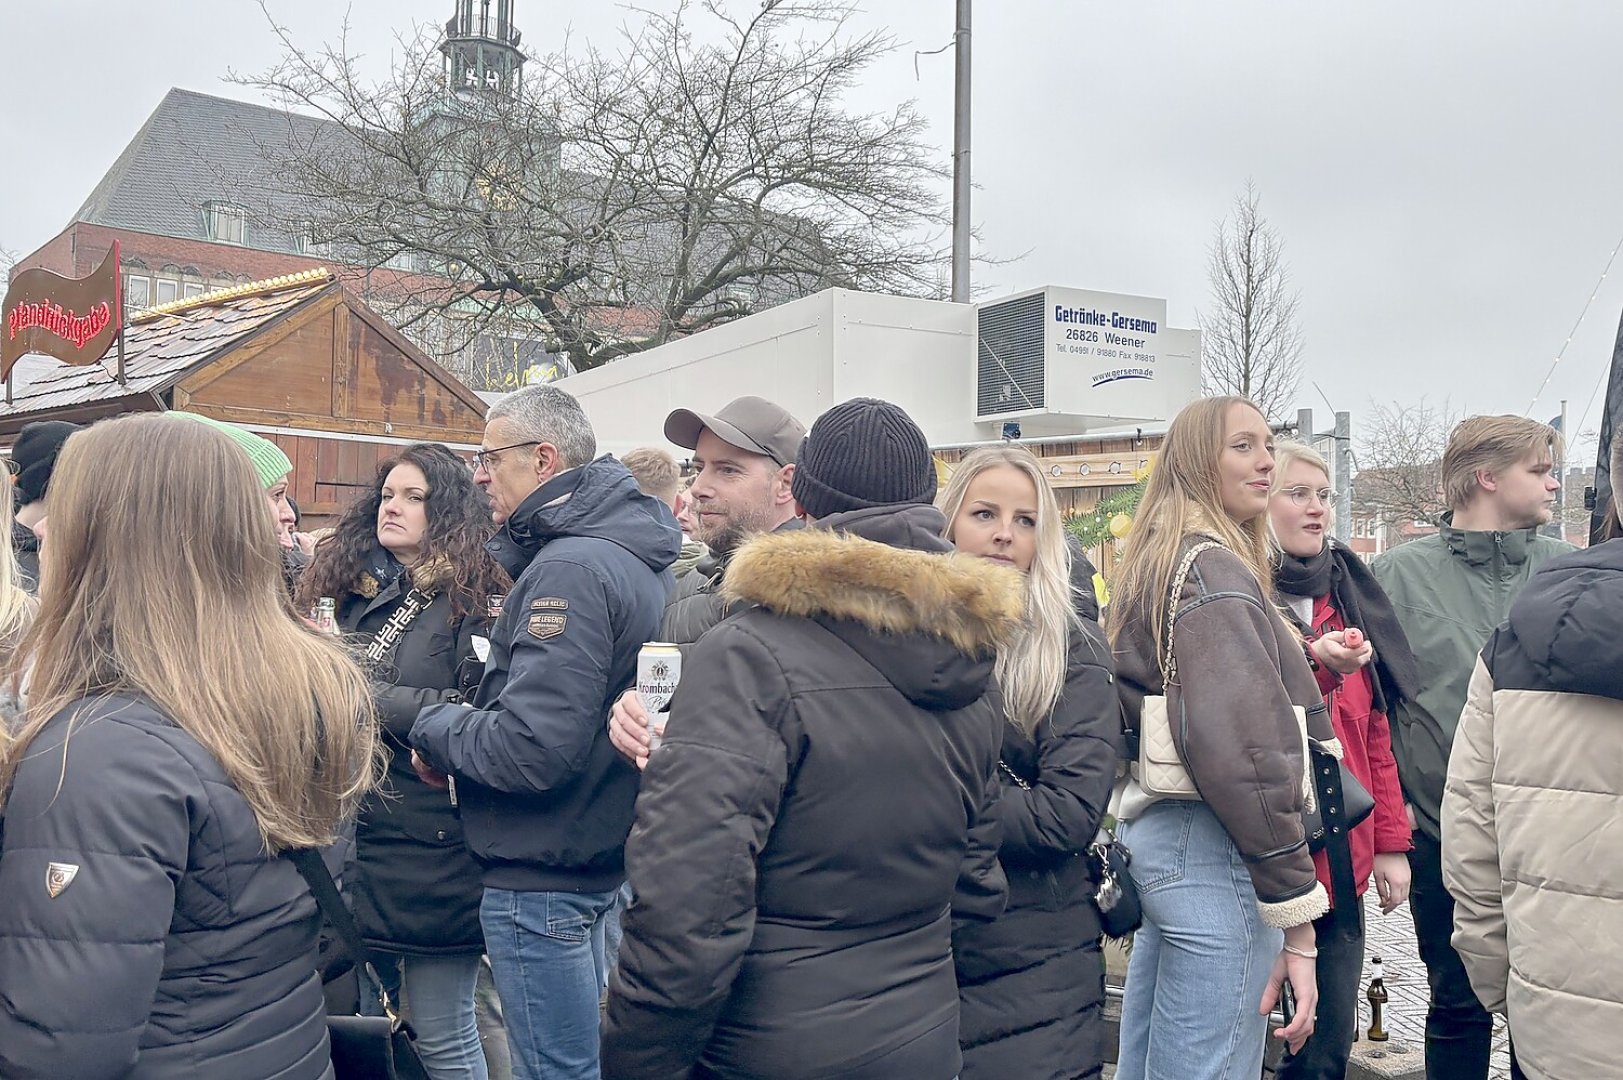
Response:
[0,694,334,1079]
[660,518,803,654]
[603,504,1020,1080]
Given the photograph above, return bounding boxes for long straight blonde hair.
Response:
[939,446,1080,735]
[1105,396,1277,654]
[0,414,379,851]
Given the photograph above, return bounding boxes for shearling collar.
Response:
[722,525,1024,657]
[358,555,454,599]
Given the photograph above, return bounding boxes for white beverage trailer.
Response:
[554,285,1201,456]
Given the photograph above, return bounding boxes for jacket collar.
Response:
[490,466,585,576]
[1439,512,1537,566]
[723,515,1023,657]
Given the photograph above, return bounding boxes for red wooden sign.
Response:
[2,241,122,381]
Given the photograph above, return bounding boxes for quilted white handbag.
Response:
[1133,541,1310,804]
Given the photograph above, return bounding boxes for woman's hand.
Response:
[1311,630,1374,675]
[1260,923,1319,1054]
[1373,852,1412,914]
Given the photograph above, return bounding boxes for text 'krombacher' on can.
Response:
[637,643,681,753]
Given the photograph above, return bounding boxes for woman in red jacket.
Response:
[1269,441,1420,1080]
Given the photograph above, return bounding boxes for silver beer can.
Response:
[637,643,681,753]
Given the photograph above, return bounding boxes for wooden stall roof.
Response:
[0,268,487,442]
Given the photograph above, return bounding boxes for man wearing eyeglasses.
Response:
[409,384,681,1080]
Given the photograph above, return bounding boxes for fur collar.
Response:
[723,527,1025,656]
[357,556,454,599]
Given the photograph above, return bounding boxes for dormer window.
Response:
[204,202,247,245]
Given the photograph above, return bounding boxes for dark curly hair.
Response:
[296,443,509,621]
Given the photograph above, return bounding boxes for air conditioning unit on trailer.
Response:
[975,285,1198,436]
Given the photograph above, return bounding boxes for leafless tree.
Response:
[234,0,952,379]
[1199,182,1304,420]
[1353,398,1458,538]
[0,244,17,293]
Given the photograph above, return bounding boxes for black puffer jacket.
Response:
[954,623,1123,1080]
[340,556,488,955]
[0,694,334,1079]
[603,504,1021,1080]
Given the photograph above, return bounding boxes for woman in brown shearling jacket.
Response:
[1106,397,1335,1080]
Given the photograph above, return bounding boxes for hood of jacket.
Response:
[723,502,1024,711]
[1500,539,1623,702]
[498,455,682,577]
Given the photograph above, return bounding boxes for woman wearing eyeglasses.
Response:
[1268,442,1421,1080]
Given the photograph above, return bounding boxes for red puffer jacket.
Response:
[1306,596,1412,900]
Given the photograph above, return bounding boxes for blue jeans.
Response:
[361,952,489,1080]
[1116,800,1283,1080]
[481,886,619,1080]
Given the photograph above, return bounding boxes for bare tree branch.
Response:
[230,0,956,385]
[1353,398,1458,540]
[1198,181,1304,420]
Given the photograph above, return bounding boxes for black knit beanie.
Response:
[11,420,81,507]
[790,398,936,519]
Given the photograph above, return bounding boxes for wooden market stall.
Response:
[0,269,487,525]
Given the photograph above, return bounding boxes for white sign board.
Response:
[1046,286,1170,421]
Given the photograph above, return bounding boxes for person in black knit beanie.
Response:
[790,397,937,519]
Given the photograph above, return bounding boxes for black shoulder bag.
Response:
[289,848,431,1080]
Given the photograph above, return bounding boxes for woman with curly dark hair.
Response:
[298,442,509,1080]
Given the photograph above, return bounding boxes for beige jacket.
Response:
[1443,541,1623,1080]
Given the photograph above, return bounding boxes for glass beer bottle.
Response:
[1366,954,1389,1042]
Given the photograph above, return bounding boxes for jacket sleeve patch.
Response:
[530,597,570,611]
[528,612,568,639]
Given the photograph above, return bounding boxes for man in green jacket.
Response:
[1372,414,1568,1080]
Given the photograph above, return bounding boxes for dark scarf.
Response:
[1276,541,1420,715]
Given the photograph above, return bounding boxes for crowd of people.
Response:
[0,382,1609,1080]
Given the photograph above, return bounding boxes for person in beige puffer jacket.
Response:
[1443,520,1623,1080]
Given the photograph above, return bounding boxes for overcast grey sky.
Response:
[4,1,1621,455]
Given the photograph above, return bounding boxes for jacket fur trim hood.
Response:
[723,527,1025,657]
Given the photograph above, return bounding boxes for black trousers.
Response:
[1409,831,1525,1080]
[1275,903,1364,1080]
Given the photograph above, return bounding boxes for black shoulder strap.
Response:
[288,847,381,985]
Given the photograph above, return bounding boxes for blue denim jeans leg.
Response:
[360,952,490,1080]
[481,886,619,1080]
[1115,800,1284,1080]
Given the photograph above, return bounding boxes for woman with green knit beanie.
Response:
[168,412,304,593]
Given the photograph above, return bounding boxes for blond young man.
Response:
[1372,415,1568,1080]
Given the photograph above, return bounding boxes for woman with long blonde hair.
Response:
[1106,396,1332,1080]
[0,413,379,1079]
[939,446,1121,1080]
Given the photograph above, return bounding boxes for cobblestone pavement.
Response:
[1360,890,1512,1078]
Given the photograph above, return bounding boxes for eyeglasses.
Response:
[1280,486,1336,508]
[472,441,539,471]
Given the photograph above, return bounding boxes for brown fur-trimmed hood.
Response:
[723,524,1025,657]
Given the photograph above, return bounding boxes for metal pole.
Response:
[950,0,971,303]
[1335,411,1352,544]
[1556,397,1569,540]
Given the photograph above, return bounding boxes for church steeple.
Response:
[442,0,525,97]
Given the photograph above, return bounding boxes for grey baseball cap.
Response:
[664,396,806,468]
